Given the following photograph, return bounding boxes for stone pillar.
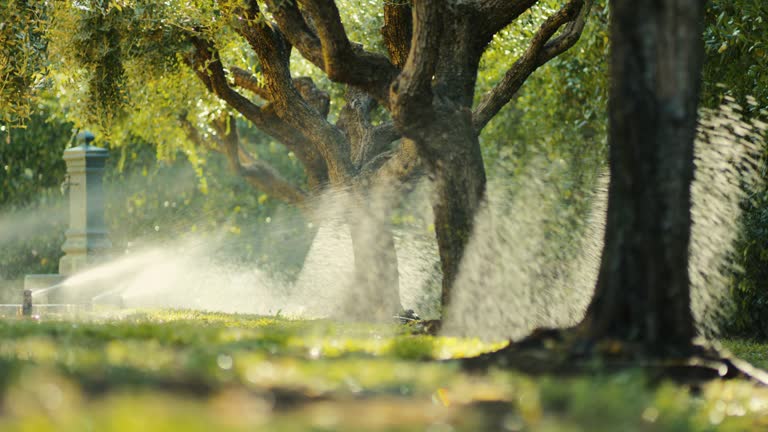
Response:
[58,131,111,276]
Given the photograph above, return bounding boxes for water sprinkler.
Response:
[394,309,420,324]
[22,290,32,317]
[19,130,115,316]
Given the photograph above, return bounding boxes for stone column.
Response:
[58,131,112,276]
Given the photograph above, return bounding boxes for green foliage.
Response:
[702,1,768,338]
[0,1,48,124]
[0,109,72,280]
[702,0,768,115]
[0,110,72,208]
[47,1,197,141]
[726,184,768,338]
[476,1,610,286]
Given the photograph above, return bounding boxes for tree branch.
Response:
[289,0,398,104]
[371,122,401,154]
[230,67,330,119]
[228,2,354,183]
[229,2,295,98]
[381,2,413,69]
[225,4,331,119]
[476,0,539,39]
[187,38,329,187]
[337,88,375,165]
[190,37,267,127]
[292,76,330,118]
[540,0,592,60]
[230,66,270,100]
[472,0,591,133]
[390,0,443,139]
[337,87,403,170]
[264,0,326,70]
[364,138,423,187]
[180,115,307,206]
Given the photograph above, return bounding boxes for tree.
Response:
[468,1,768,382]
[387,0,592,313]
[577,0,704,355]
[41,0,592,320]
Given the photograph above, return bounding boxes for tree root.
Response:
[461,327,768,387]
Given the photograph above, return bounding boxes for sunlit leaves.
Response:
[0,1,48,125]
[703,0,768,115]
[703,1,768,336]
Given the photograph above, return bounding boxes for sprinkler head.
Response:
[22,289,32,317]
[394,309,420,324]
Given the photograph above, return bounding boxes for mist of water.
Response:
[0,201,66,247]
[30,181,440,319]
[690,99,765,336]
[445,99,766,340]
[3,100,764,341]
[442,160,606,340]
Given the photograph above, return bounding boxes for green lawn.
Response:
[1,310,767,431]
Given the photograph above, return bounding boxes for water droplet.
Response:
[217,354,233,370]
[308,346,321,359]
[641,407,659,423]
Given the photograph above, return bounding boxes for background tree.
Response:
[42,0,593,320]
[387,0,591,312]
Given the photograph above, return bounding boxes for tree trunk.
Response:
[390,6,488,322]
[343,185,402,321]
[579,0,705,355]
[430,113,487,315]
[348,215,401,319]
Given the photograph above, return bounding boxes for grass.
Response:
[0,310,767,431]
[721,339,768,370]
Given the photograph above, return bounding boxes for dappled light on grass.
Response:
[2,312,768,431]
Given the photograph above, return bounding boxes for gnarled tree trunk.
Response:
[178,0,590,323]
[389,1,591,322]
[429,114,487,312]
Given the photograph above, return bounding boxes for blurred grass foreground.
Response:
[0,311,766,431]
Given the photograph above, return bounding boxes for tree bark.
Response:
[429,113,487,314]
[579,0,705,355]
